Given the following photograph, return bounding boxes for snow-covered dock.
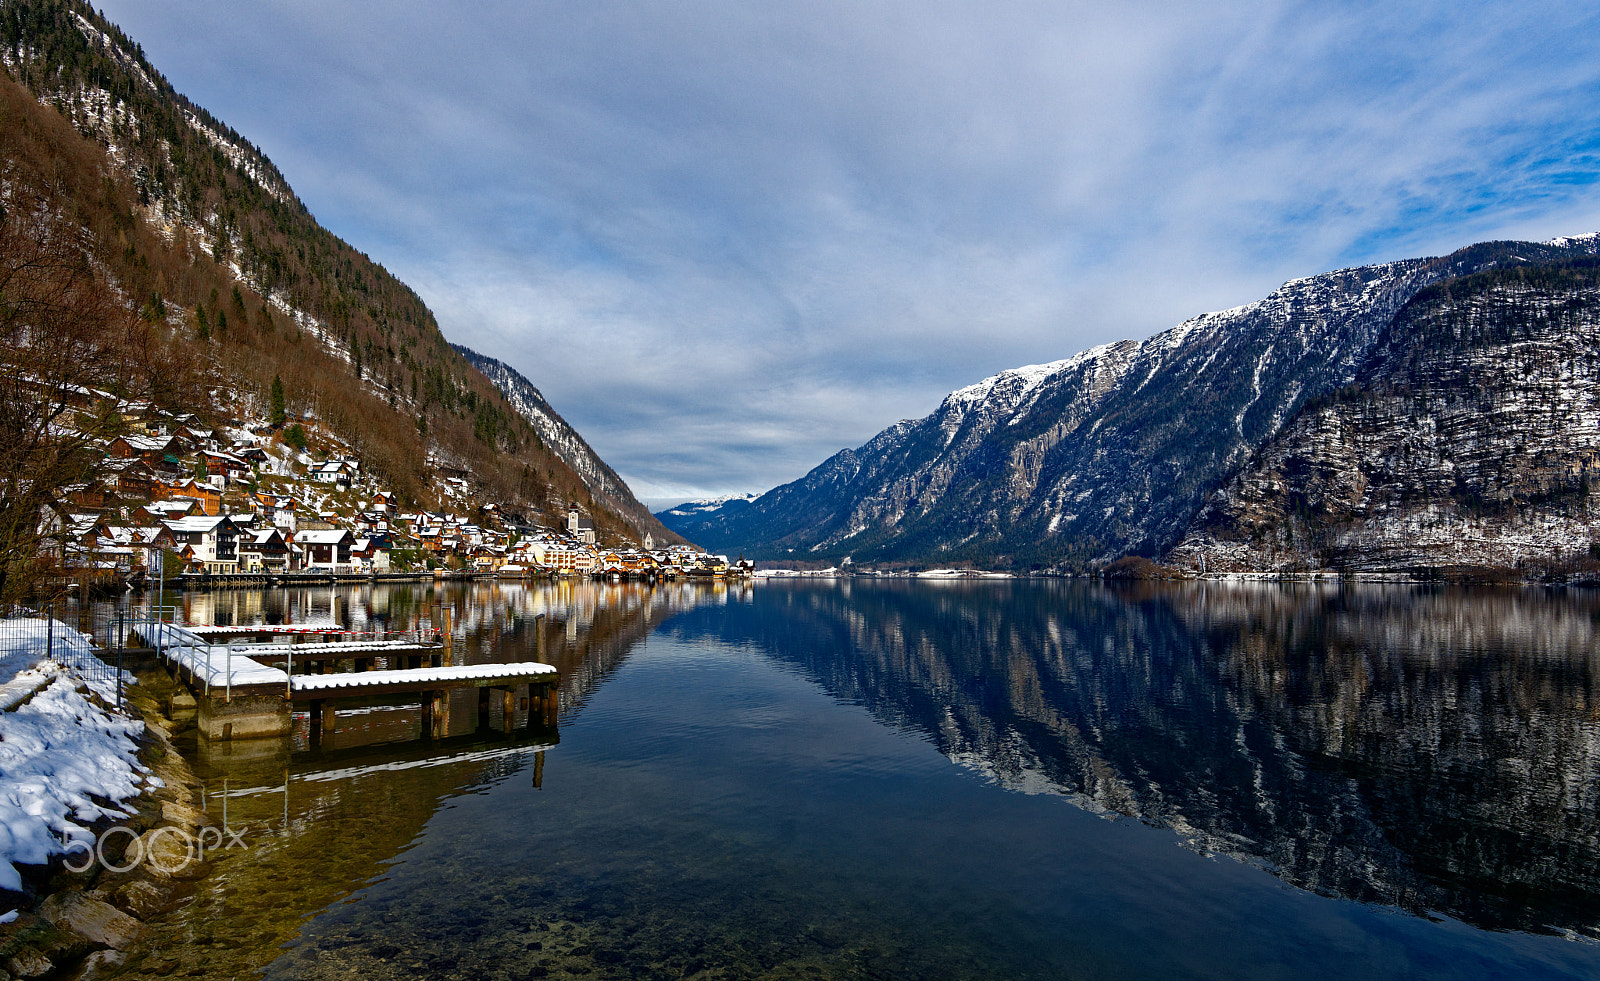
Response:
[148,623,559,741]
[291,661,556,694]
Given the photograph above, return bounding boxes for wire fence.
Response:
[0,599,155,710]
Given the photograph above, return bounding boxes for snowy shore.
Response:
[0,620,152,895]
[1,618,234,978]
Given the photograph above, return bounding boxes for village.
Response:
[50,402,746,588]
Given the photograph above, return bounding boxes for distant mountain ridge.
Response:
[678,234,1600,572]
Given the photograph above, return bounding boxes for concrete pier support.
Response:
[199,693,293,741]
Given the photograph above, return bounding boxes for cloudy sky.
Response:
[98,1,1600,506]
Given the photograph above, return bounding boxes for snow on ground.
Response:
[0,619,136,707]
[0,620,152,893]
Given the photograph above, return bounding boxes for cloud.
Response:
[100,0,1600,500]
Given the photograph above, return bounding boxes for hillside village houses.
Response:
[48,402,738,584]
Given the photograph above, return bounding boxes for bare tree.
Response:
[0,179,150,603]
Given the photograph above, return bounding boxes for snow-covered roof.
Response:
[294,529,352,544]
[164,516,231,533]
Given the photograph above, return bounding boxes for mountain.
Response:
[453,345,676,542]
[0,0,654,541]
[680,235,1600,571]
[653,494,759,537]
[1169,254,1600,577]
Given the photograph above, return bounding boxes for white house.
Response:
[162,515,240,573]
[295,528,355,572]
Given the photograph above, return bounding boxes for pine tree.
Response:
[270,374,286,427]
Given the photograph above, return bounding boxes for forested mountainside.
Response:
[1170,258,1600,576]
[680,235,1600,572]
[454,345,678,543]
[0,0,663,540]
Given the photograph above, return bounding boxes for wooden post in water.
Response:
[524,686,540,730]
[477,687,492,731]
[502,687,516,732]
[420,690,446,739]
[534,613,546,661]
[533,750,544,789]
[531,683,558,728]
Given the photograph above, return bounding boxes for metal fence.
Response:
[0,599,150,710]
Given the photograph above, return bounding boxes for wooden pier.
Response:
[150,623,559,742]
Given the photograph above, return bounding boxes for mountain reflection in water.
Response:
[677,579,1600,937]
[110,579,1600,980]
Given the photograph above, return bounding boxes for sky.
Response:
[96,0,1600,507]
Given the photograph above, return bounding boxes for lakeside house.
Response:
[163,515,240,574]
[296,528,355,573]
[239,528,292,573]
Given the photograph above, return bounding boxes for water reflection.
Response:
[679,579,1600,937]
[107,578,1600,980]
[113,579,745,979]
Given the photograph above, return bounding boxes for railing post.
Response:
[116,606,125,711]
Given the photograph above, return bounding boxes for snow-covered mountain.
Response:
[653,494,759,536]
[454,345,674,541]
[678,235,1600,571]
[1171,248,1600,576]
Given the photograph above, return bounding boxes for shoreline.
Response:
[0,653,219,980]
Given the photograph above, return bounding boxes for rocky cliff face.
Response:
[1171,258,1600,575]
[684,236,1600,569]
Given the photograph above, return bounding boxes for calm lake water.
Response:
[108,578,1600,980]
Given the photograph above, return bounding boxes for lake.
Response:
[109,578,1600,979]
